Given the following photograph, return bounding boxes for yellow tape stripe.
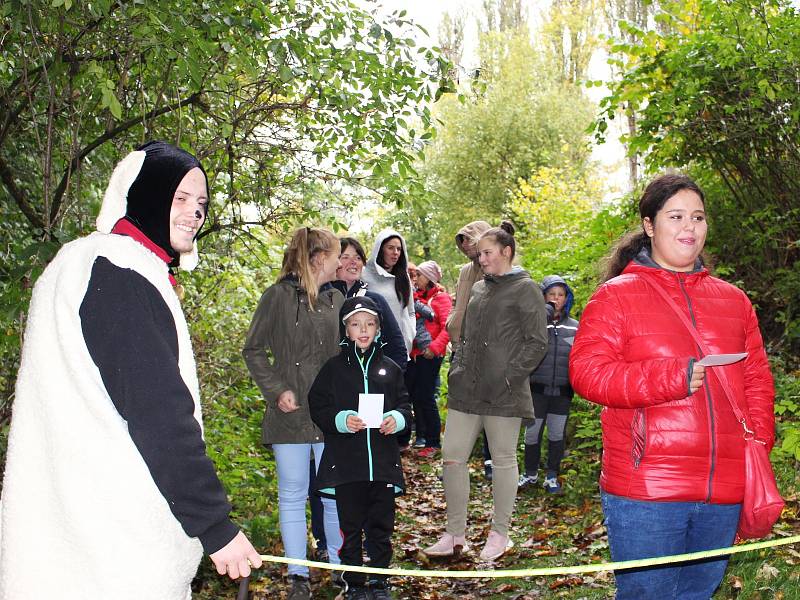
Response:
[258,535,800,578]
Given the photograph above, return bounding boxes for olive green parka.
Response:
[243,276,344,445]
[447,269,548,418]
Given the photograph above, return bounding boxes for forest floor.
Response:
[196,439,800,599]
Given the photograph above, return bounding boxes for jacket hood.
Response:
[484,267,529,285]
[622,248,709,287]
[455,221,492,260]
[368,228,409,275]
[541,275,575,320]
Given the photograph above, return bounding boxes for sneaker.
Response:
[422,533,470,557]
[340,585,370,600]
[418,446,438,458]
[479,530,514,561]
[287,575,311,600]
[413,437,427,448]
[370,580,394,599]
[543,474,562,494]
[518,472,539,489]
[484,460,493,481]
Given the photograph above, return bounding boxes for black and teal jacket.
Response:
[309,339,411,497]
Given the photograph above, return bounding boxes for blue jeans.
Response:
[274,443,342,577]
[601,491,740,600]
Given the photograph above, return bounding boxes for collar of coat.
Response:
[112,217,177,286]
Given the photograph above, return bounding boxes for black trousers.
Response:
[401,355,443,448]
[336,481,395,587]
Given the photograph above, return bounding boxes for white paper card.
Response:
[697,352,748,367]
[358,393,385,428]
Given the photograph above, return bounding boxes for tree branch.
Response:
[0,155,46,230]
[49,91,203,225]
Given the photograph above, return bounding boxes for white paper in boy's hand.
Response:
[697,353,748,367]
[358,393,385,428]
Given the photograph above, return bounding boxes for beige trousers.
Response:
[442,408,522,537]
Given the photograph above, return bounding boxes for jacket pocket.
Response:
[631,408,647,468]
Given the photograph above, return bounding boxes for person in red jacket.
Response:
[570,173,775,600]
[407,260,451,457]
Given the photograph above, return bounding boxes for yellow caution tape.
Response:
[258,534,800,578]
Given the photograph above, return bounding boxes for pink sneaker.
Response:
[479,530,513,561]
[422,533,469,557]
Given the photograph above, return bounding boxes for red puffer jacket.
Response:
[570,260,774,504]
[411,285,452,359]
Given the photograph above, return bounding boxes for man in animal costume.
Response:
[0,141,261,599]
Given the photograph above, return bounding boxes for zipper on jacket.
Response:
[355,346,376,482]
[550,317,559,390]
[678,274,716,502]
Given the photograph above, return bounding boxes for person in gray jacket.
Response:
[518,276,579,494]
[423,221,548,562]
[361,228,415,356]
[242,226,344,600]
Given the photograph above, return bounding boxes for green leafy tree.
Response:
[595,0,800,354]
[0,0,450,446]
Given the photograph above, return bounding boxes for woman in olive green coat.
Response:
[424,221,548,562]
[242,227,344,598]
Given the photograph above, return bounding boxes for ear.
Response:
[502,245,513,259]
[642,217,655,238]
[96,150,146,232]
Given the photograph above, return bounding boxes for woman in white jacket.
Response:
[361,228,415,359]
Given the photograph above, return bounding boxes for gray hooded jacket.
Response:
[360,228,415,356]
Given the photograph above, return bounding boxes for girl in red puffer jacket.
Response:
[570,174,775,600]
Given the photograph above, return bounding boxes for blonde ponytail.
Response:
[280,226,339,308]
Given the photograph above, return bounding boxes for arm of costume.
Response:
[369,292,408,370]
[505,281,548,381]
[740,295,776,449]
[79,257,238,554]
[308,361,343,434]
[427,292,452,357]
[569,285,693,408]
[242,285,291,405]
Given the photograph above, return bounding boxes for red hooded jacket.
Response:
[411,284,451,359]
[570,260,774,504]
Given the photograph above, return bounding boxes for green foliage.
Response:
[0,0,451,408]
[596,0,800,355]
[381,27,598,287]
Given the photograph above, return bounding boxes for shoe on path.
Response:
[413,437,427,448]
[417,446,439,458]
[479,530,513,561]
[484,460,493,481]
[422,533,470,557]
[543,474,562,494]
[370,579,395,599]
[287,574,311,600]
[518,472,538,489]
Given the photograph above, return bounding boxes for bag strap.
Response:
[638,274,752,431]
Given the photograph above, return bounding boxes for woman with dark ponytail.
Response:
[423,220,548,562]
[570,174,775,599]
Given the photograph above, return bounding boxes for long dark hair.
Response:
[377,235,411,307]
[601,174,706,282]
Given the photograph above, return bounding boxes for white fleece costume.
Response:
[0,147,224,599]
